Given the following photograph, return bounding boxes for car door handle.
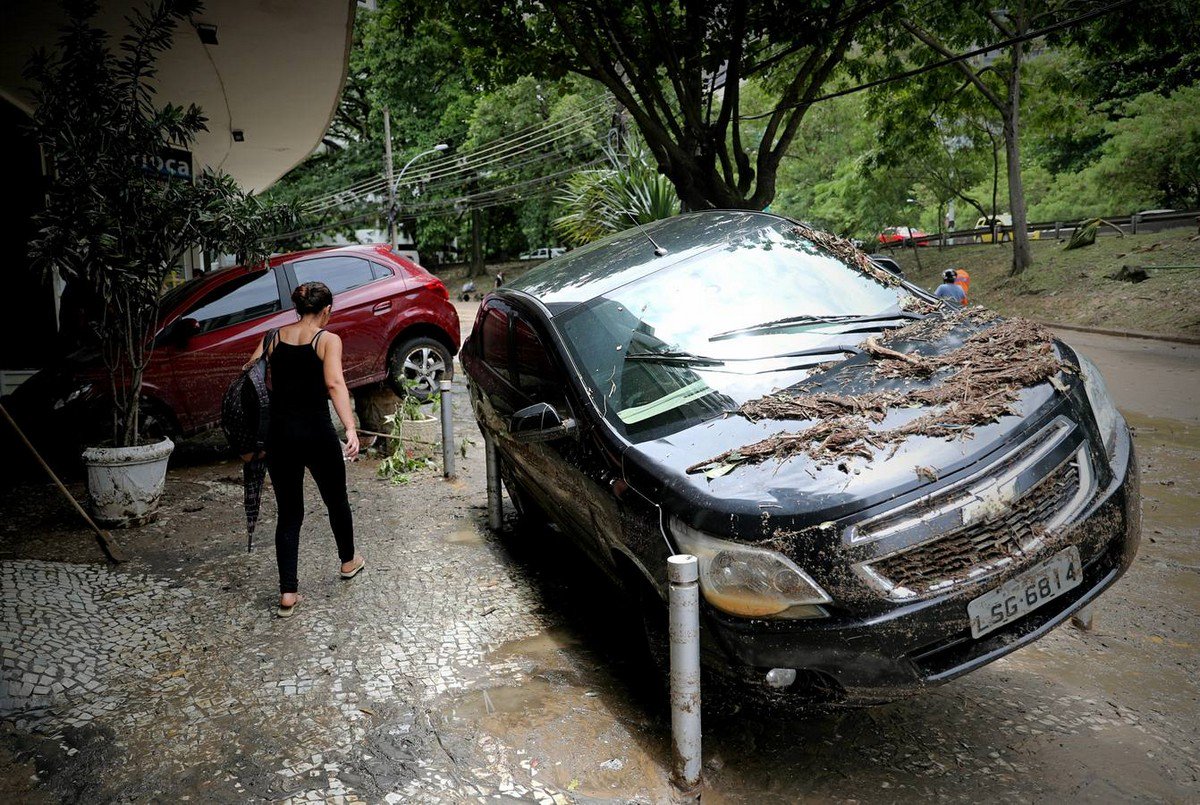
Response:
[372,301,392,315]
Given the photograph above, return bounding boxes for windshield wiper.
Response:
[709,311,923,342]
[624,350,726,367]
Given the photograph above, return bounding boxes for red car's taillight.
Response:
[428,280,449,300]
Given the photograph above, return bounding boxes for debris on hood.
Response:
[688,313,1069,476]
[790,223,902,287]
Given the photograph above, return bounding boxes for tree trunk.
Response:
[468,207,485,278]
[1005,23,1033,276]
[1004,118,1032,275]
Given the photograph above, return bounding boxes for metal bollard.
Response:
[484,433,502,531]
[439,380,455,479]
[1071,604,1095,631]
[668,554,702,793]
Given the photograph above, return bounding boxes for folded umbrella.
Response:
[243,455,268,552]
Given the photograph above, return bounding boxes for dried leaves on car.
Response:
[688,312,1069,476]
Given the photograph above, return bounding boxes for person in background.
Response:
[494,270,506,288]
[242,281,364,617]
[935,269,967,306]
[954,267,971,303]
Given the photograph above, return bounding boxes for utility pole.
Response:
[470,207,483,277]
[383,107,396,250]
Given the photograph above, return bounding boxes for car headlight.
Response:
[1076,355,1122,459]
[670,516,831,619]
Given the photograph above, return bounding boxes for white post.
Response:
[668,554,702,793]
[484,433,502,531]
[439,379,454,479]
[383,107,396,250]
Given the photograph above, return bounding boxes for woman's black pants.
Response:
[267,417,355,594]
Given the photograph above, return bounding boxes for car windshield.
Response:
[555,221,916,442]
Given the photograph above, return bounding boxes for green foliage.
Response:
[24,0,296,446]
[439,0,893,210]
[267,2,606,260]
[1090,85,1200,210]
[553,145,680,245]
[377,381,439,484]
[1062,0,1200,104]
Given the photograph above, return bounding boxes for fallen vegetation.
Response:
[689,313,1068,475]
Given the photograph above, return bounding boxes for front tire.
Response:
[387,337,453,401]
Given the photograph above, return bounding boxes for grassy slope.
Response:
[887,230,1200,338]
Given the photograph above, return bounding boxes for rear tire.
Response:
[387,336,453,402]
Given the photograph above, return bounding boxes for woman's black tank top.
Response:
[269,330,329,419]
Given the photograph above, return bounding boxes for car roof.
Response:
[160,244,407,314]
[506,210,800,313]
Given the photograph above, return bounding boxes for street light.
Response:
[387,143,449,250]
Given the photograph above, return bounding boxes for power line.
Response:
[401,160,605,214]
[306,104,610,209]
[302,95,611,209]
[740,0,1137,121]
[304,142,600,215]
[278,158,600,242]
[303,118,602,213]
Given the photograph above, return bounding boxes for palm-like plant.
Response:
[554,145,679,245]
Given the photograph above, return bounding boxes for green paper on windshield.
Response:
[617,380,712,424]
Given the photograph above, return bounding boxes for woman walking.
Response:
[244,281,364,617]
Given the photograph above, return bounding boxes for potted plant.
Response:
[377,382,441,484]
[25,0,295,526]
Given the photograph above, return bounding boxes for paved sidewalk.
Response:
[0,384,599,802]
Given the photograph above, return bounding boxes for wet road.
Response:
[1054,329,1200,424]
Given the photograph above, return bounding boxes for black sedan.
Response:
[461,211,1140,704]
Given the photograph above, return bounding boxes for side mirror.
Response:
[155,317,198,348]
[510,402,577,443]
[174,318,200,344]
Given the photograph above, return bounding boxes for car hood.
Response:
[621,320,1081,542]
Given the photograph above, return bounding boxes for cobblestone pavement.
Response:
[2,324,1199,802]
[0,382,605,802]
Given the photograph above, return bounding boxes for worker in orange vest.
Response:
[954,268,970,304]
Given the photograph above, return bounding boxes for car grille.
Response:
[867,459,1082,597]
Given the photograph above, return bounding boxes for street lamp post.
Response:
[387,142,449,251]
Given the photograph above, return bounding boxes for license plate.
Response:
[968,547,1082,638]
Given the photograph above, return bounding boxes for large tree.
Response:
[894,0,1052,275]
[443,0,895,211]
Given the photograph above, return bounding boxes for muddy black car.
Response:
[462,211,1139,704]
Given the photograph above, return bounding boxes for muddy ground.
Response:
[0,314,1197,802]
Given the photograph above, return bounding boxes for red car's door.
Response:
[286,255,396,383]
[162,267,292,432]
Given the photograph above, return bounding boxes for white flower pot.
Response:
[399,416,440,459]
[81,438,174,527]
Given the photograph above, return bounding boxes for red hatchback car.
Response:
[13,245,459,446]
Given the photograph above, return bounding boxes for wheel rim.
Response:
[400,346,447,395]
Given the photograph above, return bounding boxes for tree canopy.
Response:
[440,0,896,211]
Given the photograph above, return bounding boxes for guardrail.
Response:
[876,209,1199,251]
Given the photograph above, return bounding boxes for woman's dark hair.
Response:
[292,282,333,315]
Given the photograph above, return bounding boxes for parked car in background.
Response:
[519,247,566,261]
[975,214,1011,243]
[462,211,1140,705]
[7,245,459,456]
[878,226,929,246]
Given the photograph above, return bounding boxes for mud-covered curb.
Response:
[1040,321,1200,346]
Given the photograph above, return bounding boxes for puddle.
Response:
[448,678,559,720]
[443,527,484,545]
[489,627,580,662]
